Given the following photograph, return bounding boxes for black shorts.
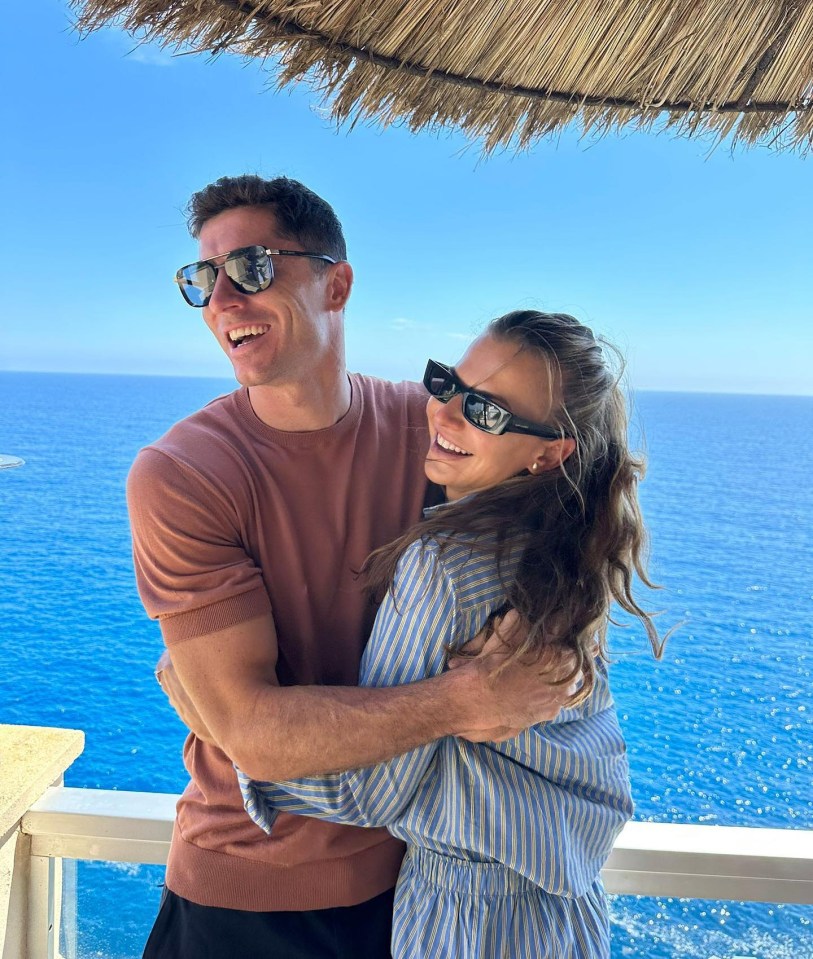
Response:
[142,886,395,959]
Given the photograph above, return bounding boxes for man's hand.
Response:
[448,610,580,742]
[155,649,216,744]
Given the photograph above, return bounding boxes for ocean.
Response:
[0,371,811,958]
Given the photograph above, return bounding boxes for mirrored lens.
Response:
[424,361,458,401]
[178,262,215,307]
[463,395,507,433]
[225,247,273,294]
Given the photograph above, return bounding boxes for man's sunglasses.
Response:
[174,245,338,307]
[423,359,565,439]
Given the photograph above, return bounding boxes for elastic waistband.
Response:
[403,846,538,897]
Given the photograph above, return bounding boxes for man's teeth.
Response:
[228,325,270,342]
[437,433,471,455]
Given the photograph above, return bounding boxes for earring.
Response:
[530,463,539,473]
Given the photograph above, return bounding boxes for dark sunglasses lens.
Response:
[464,395,506,433]
[225,247,272,294]
[177,262,215,307]
[424,362,458,401]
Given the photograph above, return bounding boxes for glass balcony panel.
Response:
[61,859,165,959]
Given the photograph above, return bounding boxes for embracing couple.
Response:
[128,174,662,959]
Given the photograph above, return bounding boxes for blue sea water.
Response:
[0,371,811,958]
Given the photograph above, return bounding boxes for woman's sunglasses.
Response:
[423,359,565,439]
[174,245,338,308]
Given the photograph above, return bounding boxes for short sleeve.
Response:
[127,447,271,645]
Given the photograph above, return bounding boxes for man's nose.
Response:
[207,266,245,312]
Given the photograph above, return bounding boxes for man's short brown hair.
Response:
[186,175,347,262]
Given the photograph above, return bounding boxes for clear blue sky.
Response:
[3,0,812,394]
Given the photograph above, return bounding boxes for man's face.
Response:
[197,205,344,389]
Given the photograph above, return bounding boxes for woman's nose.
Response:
[430,395,465,429]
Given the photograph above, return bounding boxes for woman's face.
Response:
[424,333,572,501]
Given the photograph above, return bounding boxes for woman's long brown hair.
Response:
[363,310,665,704]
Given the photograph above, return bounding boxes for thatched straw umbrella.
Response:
[71,0,813,152]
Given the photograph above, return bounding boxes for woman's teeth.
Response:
[436,433,471,455]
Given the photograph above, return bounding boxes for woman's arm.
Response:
[239,541,458,831]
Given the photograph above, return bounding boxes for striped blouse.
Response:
[240,532,633,958]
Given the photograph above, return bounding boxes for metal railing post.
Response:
[26,854,61,959]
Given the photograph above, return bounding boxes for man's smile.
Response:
[227,324,271,348]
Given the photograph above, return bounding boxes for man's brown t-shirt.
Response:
[127,374,431,910]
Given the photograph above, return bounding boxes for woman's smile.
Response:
[434,432,472,456]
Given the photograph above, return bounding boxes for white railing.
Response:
[17,787,813,905]
[21,785,813,902]
[23,788,176,867]
[2,722,813,958]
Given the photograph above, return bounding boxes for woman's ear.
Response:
[531,437,576,473]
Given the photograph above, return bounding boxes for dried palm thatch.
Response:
[71,0,813,152]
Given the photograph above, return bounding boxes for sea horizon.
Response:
[2,367,813,400]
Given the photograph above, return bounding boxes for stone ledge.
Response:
[0,725,84,835]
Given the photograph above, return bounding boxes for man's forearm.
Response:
[167,612,575,780]
[228,668,474,781]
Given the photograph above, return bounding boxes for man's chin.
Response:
[228,352,277,388]
[233,369,270,388]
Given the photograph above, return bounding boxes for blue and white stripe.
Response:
[240,533,633,958]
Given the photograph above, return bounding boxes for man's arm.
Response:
[235,542,459,830]
[132,447,576,780]
[166,610,576,782]
[234,546,544,828]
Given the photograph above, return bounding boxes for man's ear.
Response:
[532,437,576,473]
[326,261,353,312]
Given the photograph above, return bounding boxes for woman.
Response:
[239,310,663,958]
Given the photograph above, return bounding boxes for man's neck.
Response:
[247,368,352,432]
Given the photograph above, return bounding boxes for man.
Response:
[128,175,575,958]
